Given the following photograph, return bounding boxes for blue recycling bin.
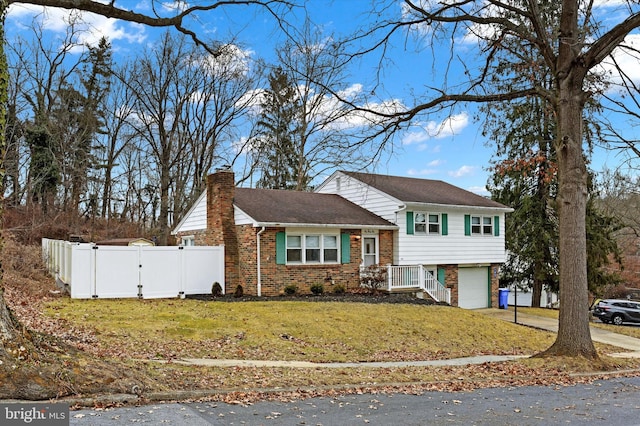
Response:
[498,288,510,309]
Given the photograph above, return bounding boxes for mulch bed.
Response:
[187,291,444,305]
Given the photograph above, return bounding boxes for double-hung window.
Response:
[411,212,444,235]
[470,216,494,235]
[286,234,339,264]
[414,213,427,234]
[428,214,440,234]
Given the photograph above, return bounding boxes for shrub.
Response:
[359,265,387,292]
[211,282,223,297]
[310,283,324,295]
[333,284,346,294]
[233,285,244,298]
[284,284,298,295]
[601,283,630,300]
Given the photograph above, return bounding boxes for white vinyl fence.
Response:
[42,238,225,299]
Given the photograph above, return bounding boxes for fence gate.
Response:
[42,239,225,299]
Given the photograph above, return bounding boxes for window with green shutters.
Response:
[407,211,448,235]
[276,231,350,265]
[465,215,500,236]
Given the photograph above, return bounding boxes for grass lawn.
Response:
[45,298,557,362]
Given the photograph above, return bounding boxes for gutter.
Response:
[256,227,266,297]
[252,222,398,230]
[405,202,514,213]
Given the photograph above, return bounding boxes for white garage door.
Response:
[458,267,489,309]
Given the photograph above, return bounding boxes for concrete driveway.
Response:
[476,308,640,357]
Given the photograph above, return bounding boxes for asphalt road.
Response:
[70,376,640,425]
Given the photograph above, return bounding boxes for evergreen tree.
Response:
[254,67,309,190]
[26,125,59,213]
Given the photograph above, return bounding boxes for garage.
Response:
[458,267,490,309]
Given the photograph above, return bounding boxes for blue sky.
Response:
[6,1,638,195]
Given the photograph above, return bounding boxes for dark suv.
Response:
[592,299,640,326]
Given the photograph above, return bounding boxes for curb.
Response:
[20,367,640,408]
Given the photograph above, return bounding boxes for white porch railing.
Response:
[386,265,451,304]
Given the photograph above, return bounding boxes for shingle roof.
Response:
[234,187,395,227]
[342,171,509,209]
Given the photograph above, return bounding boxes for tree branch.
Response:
[9,0,295,56]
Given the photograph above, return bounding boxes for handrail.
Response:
[385,264,450,304]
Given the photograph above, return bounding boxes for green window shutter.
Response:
[437,267,445,285]
[464,215,471,236]
[441,213,448,236]
[341,233,351,264]
[276,231,286,264]
[494,216,500,236]
[406,211,414,235]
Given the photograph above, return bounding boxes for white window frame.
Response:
[471,216,493,236]
[181,235,196,246]
[428,214,440,234]
[414,212,427,234]
[415,212,442,235]
[286,233,340,264]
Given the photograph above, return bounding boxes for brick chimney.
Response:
[207,169,239,290]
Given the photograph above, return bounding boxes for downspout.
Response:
[256,227,266,297]
[395,203,406,265]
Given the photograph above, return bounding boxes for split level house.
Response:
[172,170,513,308]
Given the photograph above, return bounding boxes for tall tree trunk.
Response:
[158,161,171,246]
[536,0,597,359]
[531,277,543,308]
[541,81,596,358]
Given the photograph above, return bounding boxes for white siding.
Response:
[173,190,207,233]
[318,172,508,266]
[317,172,402,223]
[234,206,254,225]
[396,209,507,265]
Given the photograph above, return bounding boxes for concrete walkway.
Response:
[476,308,640,357]
[156,354,529,368]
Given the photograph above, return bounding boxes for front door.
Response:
[363,237,378,266]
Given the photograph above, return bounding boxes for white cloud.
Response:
[406,160,445,176]
[407,168,438,176]
[596,34,640,89]
[402,131,431,146]
[6,4,148,49]
[430,112,469,138]
[402,112,469,145]
[467,185,490,196]
[449,165,476,178]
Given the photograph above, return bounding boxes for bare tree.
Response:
[251,20,374,190]
[171,43,261,224]
[7,12,86,213]
[340,0,640,359]
[122,32,258,243]
[95,62,138,220]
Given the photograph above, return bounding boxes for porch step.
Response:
[388,287,421,294]
[388,288,438,302]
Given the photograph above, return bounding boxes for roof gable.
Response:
[342,171,509,209]
[234,187,395,227]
